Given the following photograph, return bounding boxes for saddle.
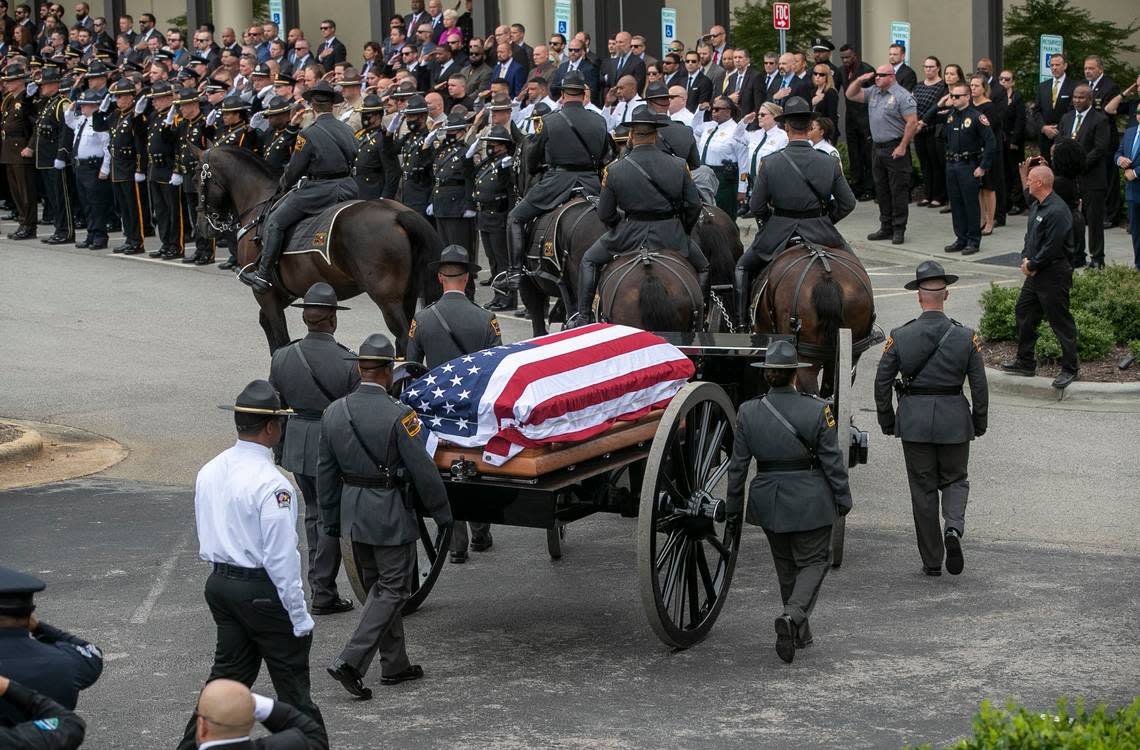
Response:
[279,200,363,266]
[523,195,597,292]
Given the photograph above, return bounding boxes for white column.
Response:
[213,0,251,44]
[499,0,546,51]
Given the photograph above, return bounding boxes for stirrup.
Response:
[563,312,591,329]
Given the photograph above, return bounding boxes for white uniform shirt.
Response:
[739,125,789,192]
[195,439,314,637]
[64,108,111,175]
[670,107,702,128]
[604,95,645,131]
[812,139,841,159]
[693,118,747,170]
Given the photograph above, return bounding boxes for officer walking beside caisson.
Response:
[874,261,988,577]
[474,124,518,311]
[943,81,997,256]
[320,334,453,699]
[269,282,361,618]
[726,340,852,664]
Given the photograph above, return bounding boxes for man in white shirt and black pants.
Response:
[176,380,324,750]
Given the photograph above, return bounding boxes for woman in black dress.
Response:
[913,56,948,207]
[810,63,839,137]
[970,73,1004,235]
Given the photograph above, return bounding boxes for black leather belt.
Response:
[435,179,465,187]
[551,165,595,172]
[78,157,102,166]
[754,458,818,472]
[947,152,981,162]
[212,563,269,580]
[342,473,396,489]
[906,386,963,396]
[874,138,902,148]
[626,210,676,221]
[309,171,351,179]
[773,208,828,219]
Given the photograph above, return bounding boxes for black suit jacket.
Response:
[894,63,917,92]
[1058,108,1111,193]
[404,10,428,33]
[550,59,599,99]
[683,70,714,111]
[317,37,347,66]
[1036,76,1077,126]
[609,53,646,92]
[724,67,763,116]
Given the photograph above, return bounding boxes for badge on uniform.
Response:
[972,333,983,353]
[313,231,327,247]
[33,719,60,732]
[533,118,543,135]
[408,319,417,338]
[401,411,422,437]
[293,134,306,152]
[490,317,501,337]
[963,117,972,128]
[883,335,894,353]
[275,490,291,509]
[823,405,837,429]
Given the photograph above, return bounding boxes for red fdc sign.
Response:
[773,2,791,30]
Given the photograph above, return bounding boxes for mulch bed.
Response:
[982,341,1140,383]
[0,423,20,446]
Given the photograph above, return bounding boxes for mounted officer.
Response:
[573,105,706,327]
[726,340,852,664]
[641,81,700,168]
[32,66,74,245]
[732,96,856,326]
[241,80,360,293]
[474,124,517,311]
[505,69,613,291]
[353,93,387,199]
[259,95,299,177]
[269,282,360,617]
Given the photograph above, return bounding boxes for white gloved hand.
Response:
[206,109,219,126]
[164,106,176,125]
[134,172,146,182]
[465,141,479,160]
[386,113,402,134]
[99,94,112,112]
[26,82,37,97]
[462,209,476,218]
[170,173,183,186]
[425,204,434,216]
[133,96,148,115]
[249,112,266,130]
[53,159,66,170]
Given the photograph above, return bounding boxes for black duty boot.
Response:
[239,227,280,293]
[572,261,600,327]
[733,268,751,329]
[506,220,527,291]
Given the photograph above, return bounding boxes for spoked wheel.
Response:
[831,328,854,569]
[341,503,451,615]
[637,381,741,649]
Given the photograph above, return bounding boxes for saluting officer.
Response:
[172,86,213,265]
[874,261,988,577]
[213,95,261,154]
[506,69,613,289]
[177,380,323,750]
[1,64,39,240]
[943,81,997,256]
[405,245,501,563]
[430,108,477,296]
[474,124,518,311]
[320,333,454,699]
[33,67,74,245]
[642,81,701,168]
[733,97,856,327]
[67,89,112,250]
[353,93,387,199]
[92,77,148,255]
[575,105,706,327]
[268,282,360,617]
[395,94,434,216]
[0,567,103,722]
[726,340,852,664]
[145,81,185,260]
[259,95,299,177]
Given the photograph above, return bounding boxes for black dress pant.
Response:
[111,179,145,244]
[1079,188,1106,264]
[914,130,945,203]
[946,161,981,247]
[901,441,970,569]
[6,162,38,231]
[153,181,185,251]
[1015,263,1078,373]
[39,167,73,239]
[75,162,111,243]
[176,569,323,750]
[872,142,911,230]
[478,218,509,281]
[845,115,873,195]
[184,190,214,259]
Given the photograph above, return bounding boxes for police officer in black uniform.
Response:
[575,105,706,326]
[405,245,502,563]
[0,675,86,750]
[259,95,298,177]
[474,124,517,311]
[642,81,700,168]
[269,282,360,617]
[874,261,988,576]
[726,341,852,664]
[396,94,433,216]
[0,567,103,722]
[144,80,184,259]
[172,86,213,264]
[321,333,454,699]
[353,93,386,199]
[211,94,261,271]
[943,81,997,256]
[33,67,74,245]
[243,80,359,293]
[506,69,613,289]
[93,77,148,254]
[733,97,856,327]
[430,108,477,296]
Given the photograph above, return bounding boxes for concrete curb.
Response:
[985,367,1140,403]
[0,423,44,465]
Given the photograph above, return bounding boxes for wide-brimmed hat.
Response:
[480,124,513,144]
[290,282,350,310]
[218,95,249,112]
[439,106,473,130]
[38,67,62,84]
[643,81,670,101]
[428,244,481,274]
[173,87,201,105]
[59,75,75,93]
[1,64,28,81]
[218,379,293,415]
[339,67,361,86]
[262,95,292,115]
[402,94,428,115]
[526,102,551,121]
[345,333,396,363]
[109,78,136,95]
[560,69,587,93]
[904,260,959,291]
[390,80,418,98]
[486,92,513,112]
[147,80,173,98]
[775,96,812,122]
[302,79,343,104]
[78,88,103,105]
[625,104,668,128]
[84,60,110,78]
[356,93,384,113]
[250,62,271,78]
[750,339,811,369]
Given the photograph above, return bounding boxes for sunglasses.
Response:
[710,105,728,111]
[874,72,892,78]
[568,48,582,52]
[999,76,1012,81]
[949,93,968,98]
[320,25,332,30]
[812,71,827,76]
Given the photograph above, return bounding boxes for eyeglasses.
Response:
[949,93,968,98]
[999,76,1012,81]
[812,71,826,77]
[874,72,892,78]
[631,43,644,49]
[320,25,332,30]
[549,40,563,46]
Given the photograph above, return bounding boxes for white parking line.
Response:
[130,531,189,625]
[874,278,1021,299]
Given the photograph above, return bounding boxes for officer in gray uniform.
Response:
[734,97,856,325]
[353,94,387,199]
[396,95,433,216]
[430,108,477,297]
[641,81,700,169]
[405,246,501,561]
[506,70,613,289]
[574,105,706,326]
[474,125,518,311]
[268,282,361,616]
[726,340,852,664]
[242,80,359,293]
[874,261,988,577]
[320,334,453,700]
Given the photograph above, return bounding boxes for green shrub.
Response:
[1130,340,1140,359]
[907,697,1140,749]
[1085,266,1140,343]
[978,284,1020,342]
[1035,309,1116,362]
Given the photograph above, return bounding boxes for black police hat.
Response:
[643,81,670,101]
[428,244,481,274]
[345,333,396,363]
[109,78,136,96]
[251,62,272,78]
[480,124,513,144]
[0,566,46,617]
[526,101,551,121]
[775,96,812,122]
[147,80,174,98]
[750,339,811,369]
[218,95,249,112]
[290,282,351,310]
[28,54,44,69]
[188,53,210,67]
[356,93,384,113]
[274,72,295,87]
[611,124,630,143]
[402,94,428,115]
[218,379,293,415]
[38,67,62,84]
[301,79,343,104]
[439,106,472,130]
[560,69,587,93]
[204,78,228,94]
[811,37,835,52]
[625,104,668,128]
[173,87,201,105]
[84,61,109,78]
[153,47,175,63]
[262,95,292,115]
[904,260,960,291]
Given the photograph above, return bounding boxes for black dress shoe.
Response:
[939,206,952,214]
[122,245,145,255]
[75,238,92,248]
[485,298,517,312]
[795,620,813,649]
[44,235,73,245]
[194,254,214,265]
[944,242,964,253]
[994,217,1006,227]
[7,228,35,240]
[470,536,493,552]
[89,242,107,250]
[312,598,354,615]
[327,659,372,700]
[449,550,468,564]
[961,245,980,256]
[148,247,165,258]
[866,228,892,241]
[112,243,129,253]
[857,193,874,202]
[217,257,237,270]
[1051,370,1078,389]
[774,615,796,663]
[891,230,905,245]
[1008,206,1023,216]
[380,664,424,685]
[1071,257,1088,269]
[924,566,942,577]
[944,530,964,575]
[161,249,183,260]
[1000,359,1036,377]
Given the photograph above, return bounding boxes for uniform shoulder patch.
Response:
[972,333,983,352]
[490,316,501,337]
[275,490,292,509]
[601,163,608,186]
[533,117,543,135]
[401,410,422,437]
[823,404,837,429]
[408,318,417,338]
[978,113,990,127]
[293,134,306,152]
[883,335,894,353]
[33,718,60,731]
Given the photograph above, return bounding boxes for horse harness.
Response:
[595,248,703,327]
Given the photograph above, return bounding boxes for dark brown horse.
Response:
[595,249,705,331]
[193,145,442,354]
[751,243,877,396]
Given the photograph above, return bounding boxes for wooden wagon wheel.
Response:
[341,499,452,615]
[831,328,853,569]
[637,381,742,649]
[546,523,566,560]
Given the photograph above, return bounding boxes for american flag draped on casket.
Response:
[399,323,696,466]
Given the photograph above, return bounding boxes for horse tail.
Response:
[638,267,682,332]
[395,209,443,305]
[811,274,844,353]
[700,210,741,287]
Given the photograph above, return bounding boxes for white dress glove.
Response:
[164,106,176,125]
[170,173,183,186]
[206,109,219,126]
[99,94,112,112]
[425,204,434,216]
[26,82,37,97]
[462,209,476,218]
[133,97,148,115]
[53,159,66,170]
[134,172,146,182]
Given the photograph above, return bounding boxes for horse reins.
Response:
[198,156,276,240]
[596,248,703,327]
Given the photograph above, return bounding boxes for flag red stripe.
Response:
[525,360,694,424]
[485,398,674,456]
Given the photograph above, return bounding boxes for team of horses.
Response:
[196,144,876,394]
